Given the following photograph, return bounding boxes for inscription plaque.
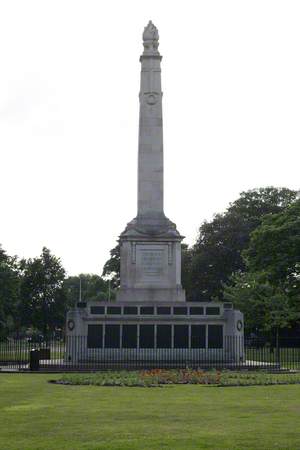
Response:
[135,245,168,285]
[141,250,164,276]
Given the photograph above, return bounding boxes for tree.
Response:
[187,187,296,301]
[102,244,120,288]
[223,271,298,335]
[64,274,109,305]
[224,199,300,335]
[245,199,300,301]
[0,245,20,338]
[181,244,193,292]
[20,247,66,338]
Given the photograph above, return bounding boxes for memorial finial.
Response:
[143,20,159,42]
[142,20,159,54]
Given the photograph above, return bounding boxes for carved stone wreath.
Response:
[144,92,159,106]
[67,319,75,331]
[236,320,243,331]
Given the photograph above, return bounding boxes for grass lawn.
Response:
[0,374,300,450]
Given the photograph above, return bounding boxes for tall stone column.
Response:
[138,21,164,220]
[117,22,185,303]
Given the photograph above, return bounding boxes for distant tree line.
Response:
[1,186,299,339]
[0,247,109,339]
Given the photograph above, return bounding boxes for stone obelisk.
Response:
[116,21,185,303]
[138,20,164,223]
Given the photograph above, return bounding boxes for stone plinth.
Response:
[117,222,185,302]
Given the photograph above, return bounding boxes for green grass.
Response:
[1,374,300,449]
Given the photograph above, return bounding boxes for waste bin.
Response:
[30,349,40,371]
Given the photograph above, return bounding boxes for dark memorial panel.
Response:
[87,324,103,348]
[157,325,172,348]
[174,325,189,348]
[173,307,188,315]
[190,307,204,315]
[191,325,206,348]
[208,325,223,348]
[140,325,155,348]
[206,307,220,315]
[105,324,120,348]
[140,306,154,315]
[124,306,138,315]
[122,325,137,348]
[157,307,171,315]
[90,306,105,315]
[107,307,122,315]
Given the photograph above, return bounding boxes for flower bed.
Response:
[50,369,300,387]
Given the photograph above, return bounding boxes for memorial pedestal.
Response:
[117,221,186,303]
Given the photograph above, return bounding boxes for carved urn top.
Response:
[142,21,159,54]
[143,20,159,42]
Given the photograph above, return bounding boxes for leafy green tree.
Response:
[20,247,66,338]
[0,245,21,338]
[224,199,300,336]
[64,274,109,305]
[245,199,300,302]
[188,187,296,301]
[102,244,120,288]
[229,187,296,218]
[223,271,298,335]
[181,244,193,292]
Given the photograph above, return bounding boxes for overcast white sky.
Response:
[1,0,299,276]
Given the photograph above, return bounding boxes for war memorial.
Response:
[66,22,244,365]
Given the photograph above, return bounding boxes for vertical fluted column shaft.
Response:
[137,47,164,218]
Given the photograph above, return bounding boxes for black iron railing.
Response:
[0,336,299,372]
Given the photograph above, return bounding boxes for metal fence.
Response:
[0,336,300,372]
